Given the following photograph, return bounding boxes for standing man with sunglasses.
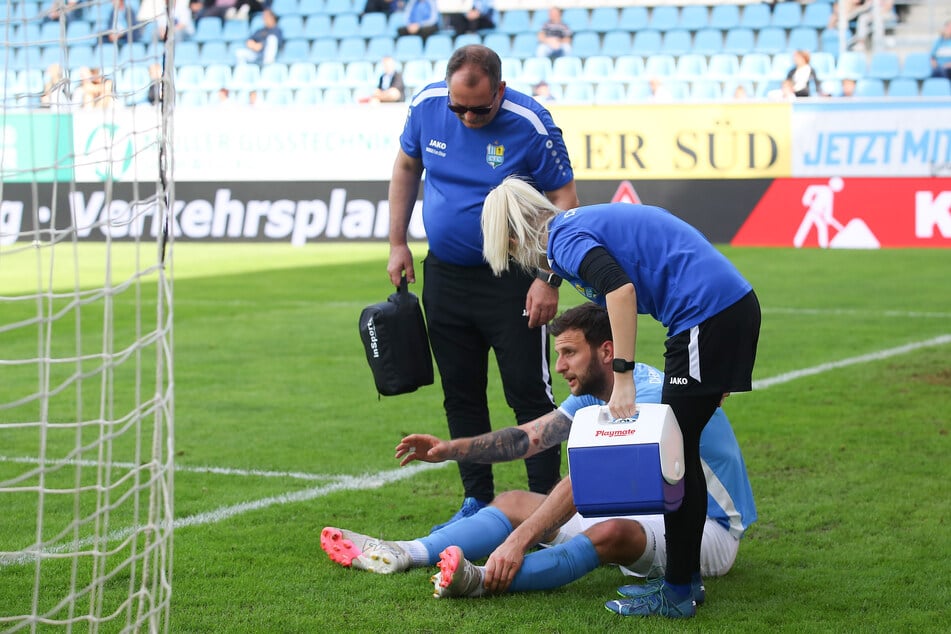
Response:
[387,45,579,531]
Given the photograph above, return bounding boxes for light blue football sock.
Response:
[508,534,601,593]
[418,506,513,565]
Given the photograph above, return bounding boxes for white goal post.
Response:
[1,1,174,631]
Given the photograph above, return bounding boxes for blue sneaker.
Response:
[605,582,696,618]
[430,497,488,533]
[617,574,705,606]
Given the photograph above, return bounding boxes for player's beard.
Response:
[571,355,610,399]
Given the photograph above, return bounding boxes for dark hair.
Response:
[549,303,612,347]
[445,44,502,92]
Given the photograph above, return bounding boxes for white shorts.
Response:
[549,513,739,578]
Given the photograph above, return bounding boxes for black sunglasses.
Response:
[447,102,495,115]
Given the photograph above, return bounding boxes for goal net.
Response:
[1,1,174,631]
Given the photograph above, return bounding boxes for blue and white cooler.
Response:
[567,404,685,517]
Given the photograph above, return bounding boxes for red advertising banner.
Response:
[731,178,951,248]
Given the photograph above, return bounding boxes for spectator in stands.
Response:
[786,50,823,97]
[536,7,572,60]
[396,0,440,42]
[235,8,283,65]
[930,19,951,80]
[840,78,857,97]
[768,78,798,101]
[732,84,749,101]
[448,0,495,37]
[362,0,401,17]
[77,67,105,108]
[361,55,406,103]
[227,0,271,21]
[45,0,82,23]
[648,76,673,101]
[147,63,163,105]
[192,0,237,23]
[102,0,143,46]
[532,80,555,102]
[41,63,71,109]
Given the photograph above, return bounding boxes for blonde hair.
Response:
[481,176,560,276]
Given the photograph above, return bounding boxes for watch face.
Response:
[612,359,634,372]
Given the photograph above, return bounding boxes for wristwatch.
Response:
[536,268,562,288]
[612,358,636,373]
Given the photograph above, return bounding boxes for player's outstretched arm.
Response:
[396,409,573,466]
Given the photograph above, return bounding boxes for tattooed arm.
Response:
[395,408,573,466]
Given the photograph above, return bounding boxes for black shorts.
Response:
[662,291,761,398]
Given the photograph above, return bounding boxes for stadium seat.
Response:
[820,28,847,55]
[886,77,919,98]
[200,41,231,66]
[738,52,772,83]
[632,30,663,56]
[402,59,435,90]
[771,3,802,29]
[613,55,645,80]
[649,6,679,32]
[520,56,552,83]
[365,35,395,60]
[501,57,523,82]
[314,60,345,87]
[271,0,300,17]
[174,41,201,67]
[628,80,652,100]
[483,33,512,58]
[755,27,787,55]
[259,63,290,89]
[393,35,424,62]
[562,8,589,32]
[810,52,837,79]
[360,12,389,38]
[867,52,901,81]
[286,62,317,88]
[571,31,602,58]
[264,88,294,105]
[594,81,628,104]
[679,6,708,31]
[294,86,322,105]
[324,0,356,17]
[562,81,594,103]
[836,51,867,80]
[662,29,693,56]
[178,89,207,107]
[740,4,771,30]
[921,77,951,97]
[589,7,619,34]
[66,44,97,72]
[802,3,832,29]
[582,56,615,82]
[550,56,585,85]
[665,79,689,100]
[708,54,740,82]
[619,6,649,31]
[511,32,538,59]
[193,17,223,44]
[422,33,453,62]
[723,27,755,55]
[899,52,933,80]
[709,4,740,31]
[723,79,755,99]
[454,33,482,49]
[65,19,92,44]
[201,63,233,93]
[344,60,375,90]
[690,79,722,101]
[693,28,724,56]
[854,78,885,97]
[280,15,306,40]
[332,13,360,38]
[601,31,633,58]
[230,64,262,91]
[820,79,843,97]
[644,54,676,78]
[675,53,708,81]
[279,39,312,64]
[311,38,338,62]
[336,36,366,63]
[788,27,819,53]
[497,9,531,36]
[770,52,794,80]
[220,19,249,43]
[322,86,353,104]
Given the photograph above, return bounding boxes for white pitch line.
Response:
[752,333,951,390]
[764,307,951,319]
[3,332,949,568]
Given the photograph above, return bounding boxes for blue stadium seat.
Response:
[724,79,755,99]
[644,54,676,78]
[770,52,794,80]
[271,0,300,17]
[836,51,867,79]
[810,51,837,79]
[675,53,708,80]
[589,7,619,33]
[259,62,290,89]
[200,41,231,65]
[264,87,295,105]
[709,5,740,31]
[314,60,345,87]
[854,78,885,97]
[287,61,318,88]
[344,60,375,89]
[886,77,919,97]
[583,55,615,81]
[571,31,602,58]
[708,53,740,81]
[508,32,535,58]
[562,81,594,103]
[679,5,708,31]
[295,86,322,105]
[403,59,435,89]
[649,6,679,32]
[230,63,262,91]
[665,79,689,100]
[550,56,585,85]
[692,28,724,56]
[393,35,423,62]
[619,6,649,31]
[740,4,771,30]
[332,13,360,38]
[867,51,900,81]
[661,29,692,56]
[178,89,207,107]
[820,78,843,97]
[360,12,389,38]
[65,19,92,44]
[174,41,201,67]
[201,63,233,93]
[755,27,787,55]
[601,31,633,58]
[422,33,454,61]
[802,3,833,30]
[501,57,523,82]
[771,3,802,29]
[322,86,353,104]
[562,8,589,32]
[738,52,772,83]
[594,81,628,103]
[298,0,324,15]
[632,30,663,56]
[454,33,482,49]
[613,55,645,79]
[628,79,652,100]
[483,33,512,58]
[520,56,552,83]
[921,77,951,97]
[820,28,846,55]
[324,0,356,17]
[278,39,311,63]
[366,35,395,60]
[311,38,338,62]
[336,36,366,62]
[66,44,97,71]
[690,79,722,101]
[723,27,755,55]
[899,52,933,80]
[193,17,224,44]
[788,27,818,53]
[497,9,531,36]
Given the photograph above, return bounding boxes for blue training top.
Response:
[559,362,757,539]
[547,204,752,337]
[401,83,574,266]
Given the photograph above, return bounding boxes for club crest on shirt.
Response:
[485,142,504,168]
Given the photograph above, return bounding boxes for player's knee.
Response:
[584,519,646,564]
[490,490,545,525]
